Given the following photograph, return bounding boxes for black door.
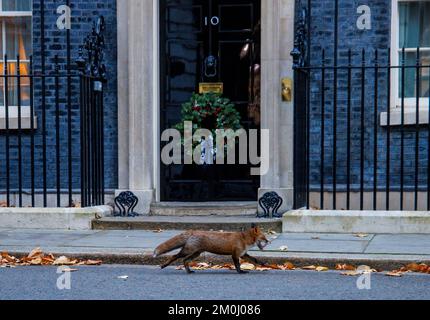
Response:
[160,0,261,201]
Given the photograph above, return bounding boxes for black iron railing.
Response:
[0,15,106,208]
[293,0,430,211]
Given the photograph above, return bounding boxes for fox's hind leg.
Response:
[160,250,187,269]
[183,252,202,274]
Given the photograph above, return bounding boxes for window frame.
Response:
[0,0,34,129]
[390,0,430,111]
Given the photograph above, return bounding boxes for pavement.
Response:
[0,265,429,300]
[1,228,430,270]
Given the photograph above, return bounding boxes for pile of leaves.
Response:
[0,248,102,268]
[175,261,430,277]
[385,263,430,277]
[176,262,297,272]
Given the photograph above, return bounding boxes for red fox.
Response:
[153,224,270,274]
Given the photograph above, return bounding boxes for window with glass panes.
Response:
[397,0,430,103]
[0,0,32,107]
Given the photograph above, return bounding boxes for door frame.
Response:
[116,0,294,213]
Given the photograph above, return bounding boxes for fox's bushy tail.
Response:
[153,232,190,258]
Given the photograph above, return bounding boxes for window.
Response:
[0,0,32,107]
[391,0,430,110]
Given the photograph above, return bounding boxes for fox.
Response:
[153,224,270,274]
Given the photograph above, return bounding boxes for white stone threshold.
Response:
[0,206,113,230]
[283,210,430,234]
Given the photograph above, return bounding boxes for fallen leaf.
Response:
[316,266,329,272]
[28,248,43,259]
[71,201,81,208]
[53,256,75,266]
[193,262,210,270]
[1,265,16,268]
[84,260,103,266]
[418,264,429,273]
[267,230,278,236]
[302,265,317,270]
[30,257,43,265]
[282,262,296,270]
[255,267,272,271]
[336,264,356,271]
[386,271,404,277]
[1,253,17,263]
[341,271,361,276]
[356,265,378,274]
[404,263,421,272]
[354,234,369,238]
[240,263,256,271]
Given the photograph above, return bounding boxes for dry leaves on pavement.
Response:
[400,263,430,274]
[335,264,356,271]
[169,261,430,277]
[386,271,404,277]
[174,262,297,272]
[0,248,102,267]
[354,234,369,238]
[385,263,430,278]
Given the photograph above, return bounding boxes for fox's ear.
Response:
[251,223,257,229]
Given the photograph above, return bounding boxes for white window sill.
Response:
[0,106,37,130]
[380,109,430,127]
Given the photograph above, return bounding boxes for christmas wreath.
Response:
[175,92,242,136]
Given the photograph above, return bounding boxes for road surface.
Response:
[0,265,429,300]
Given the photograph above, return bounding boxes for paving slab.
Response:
[265,236,369,254]
[278,233,375,241]
[365,234,430,255]
[0,230,97,247]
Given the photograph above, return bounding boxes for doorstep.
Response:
[150,202,257,216]
[283,210,430,234]
[92,215,282,232]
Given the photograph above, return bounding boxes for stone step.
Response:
[92,216,282,232]
[149,202,257,217]
[283,210,430,234]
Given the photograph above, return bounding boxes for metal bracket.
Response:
[258,192,284,219]
[114,191,139,217]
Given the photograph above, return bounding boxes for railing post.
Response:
[291,4,309,209]
[76,16,107,207]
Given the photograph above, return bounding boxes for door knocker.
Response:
[204,55,218,78]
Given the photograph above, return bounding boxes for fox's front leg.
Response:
[232,256,248,274]
[242,254,267,266]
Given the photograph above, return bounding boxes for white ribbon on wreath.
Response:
[199,135,216,165]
